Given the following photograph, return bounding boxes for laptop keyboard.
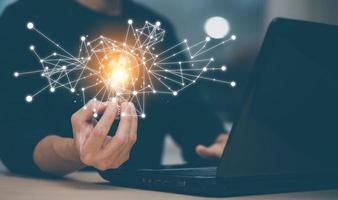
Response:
[138,167,217,177]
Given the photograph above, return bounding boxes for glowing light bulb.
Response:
[100,50,140,102]
[112,69,128,83]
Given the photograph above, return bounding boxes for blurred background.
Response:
[1,0,338,165]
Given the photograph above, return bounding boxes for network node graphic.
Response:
[15,20,237,117]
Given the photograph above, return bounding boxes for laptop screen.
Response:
[218,18,338,178]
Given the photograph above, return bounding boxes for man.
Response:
[0,0,228,176]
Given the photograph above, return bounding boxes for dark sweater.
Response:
[0,0,223,176]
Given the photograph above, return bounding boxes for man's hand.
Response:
[33,100,137,176]
[71,99,137,171]
[195,133,228,159]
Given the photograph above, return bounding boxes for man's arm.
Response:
[33,135,85,176]
[32,101,138,176]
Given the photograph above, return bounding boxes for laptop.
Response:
[99,18,338,197]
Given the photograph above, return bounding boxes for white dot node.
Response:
[14,72,19,77]
[29,45,35,51]
[204,16,230,39]
[132,91,138,95]
[25,95,33,102]
[50,87,55,93]
[205,36,211,41]
[81,88,85,91]
[231,35,237,40]
[203,67,207,72]
[27,22,34,30]
[128,19,133,24]
[93,113,98,118]
[71,88,75,93]
[156,21,161,26]
[80,36,86,41]
[62,66,67,70]
[221,66,227,71]
[173,91,178,96]
[141,113,146,118]
[230,81,236,87]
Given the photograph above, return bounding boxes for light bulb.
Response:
[101,50,140,103]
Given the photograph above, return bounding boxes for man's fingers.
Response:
[84,101,118,152]
[115,102,133,138]
[129,103,138,146]
[114,105,138,165]
[73,99,108,123]
[216,134,228,143]
[100,102,133,157]
[78,102,137,170]
[196,145,216,158]
[195,144,223,158]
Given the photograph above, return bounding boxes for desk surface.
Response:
[1,167,338,200]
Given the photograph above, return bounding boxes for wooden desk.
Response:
[1,166,338,200]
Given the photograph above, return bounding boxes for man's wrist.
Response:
[55,136,86,169]
[34,135,86,175]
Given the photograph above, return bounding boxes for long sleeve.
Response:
[0,4,54,176]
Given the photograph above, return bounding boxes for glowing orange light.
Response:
[101,50,140,94]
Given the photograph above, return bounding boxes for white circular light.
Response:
[204,17,230,39]
[14,72,19,77]
[29,45,35,51]
[50,87,55,93]
[173,91,178,96]
[81,36,86,41]
[128,19,133,24]
[70,88,75,93]
[221,66,227,71]
[141,113,146,118]
[231,35,237,40]
[230,81,236,87]
[25,95,33,102]
[27,22,34,30]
